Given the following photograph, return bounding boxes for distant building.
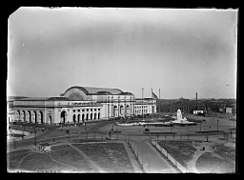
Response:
[192,103,206,115]
[225,107,233,114]
[134,98,157,116]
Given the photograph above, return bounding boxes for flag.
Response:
[152,91,158,99]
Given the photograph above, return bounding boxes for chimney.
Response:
[196,92,198,101]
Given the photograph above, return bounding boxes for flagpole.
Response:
[151,88,152,114]
[158,88,160,118]
[142,88,144,121]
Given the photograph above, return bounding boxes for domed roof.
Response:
[62,86,134,100]
[63,86,125,95]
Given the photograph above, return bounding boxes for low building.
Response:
[225,107,233,114]
[134,98,157,116]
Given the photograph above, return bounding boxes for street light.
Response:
[199,121,202,132]
[34,124,37,146]
[217,119,219,132]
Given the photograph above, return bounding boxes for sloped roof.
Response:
[7,96,28,101]
[15,97,50,101]
[15,97,70,101]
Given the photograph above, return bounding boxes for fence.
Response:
[127,140,147,173]
[151,141,187,173]
[8,131,126,149]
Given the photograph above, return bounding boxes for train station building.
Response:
[8,86,157,124]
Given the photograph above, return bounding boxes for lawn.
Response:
[213,144,235,162]
[50,145,97,172]
[19,152,73,172]
[196,152,235,173]
[157,140,197,167]
[8,151,72,172]
[8,149,32,170]
[73,142,134,172]
[8,141,135,173]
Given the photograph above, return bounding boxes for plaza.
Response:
[7,109,236,173]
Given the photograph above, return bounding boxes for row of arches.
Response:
[72,113,100,123]
[61,110,100,124]
[110,104,131,116]
[15,110,48,124]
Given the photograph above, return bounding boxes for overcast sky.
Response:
[7,7,237,99]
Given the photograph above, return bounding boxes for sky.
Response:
[7,7,237,99]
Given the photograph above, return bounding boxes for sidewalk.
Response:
[131,138,178,173]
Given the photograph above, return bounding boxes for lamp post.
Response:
[34,124,37,146]
[217,119,219,132]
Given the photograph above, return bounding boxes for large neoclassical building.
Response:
[8,86,157,124]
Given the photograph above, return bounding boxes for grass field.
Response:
[157,140,197,167]
[196,152,235,173]
[73,142,134,172]
[213,143,235,161]
[8,140,135,173]
[8,149,32,170]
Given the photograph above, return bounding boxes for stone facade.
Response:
[9,86,157,124]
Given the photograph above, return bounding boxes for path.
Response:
[131,137,177,173]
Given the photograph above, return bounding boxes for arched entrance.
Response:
[23,111,26,122]
[90,113,93,120]
[78,114,80,123]
[28,111,31,123]
[94,113,97,120]
[120,105,124,116]
[73,114,76,123]
[98,113,100,119]
[16,110,20,121]
[61,111,67,124]
[34,111,37,123]
[82,114,85,122]
[49,116,52,124]
[86,114,89,120]
[40,111,44,124]
[126,105,130,116]
[113,106,117,117]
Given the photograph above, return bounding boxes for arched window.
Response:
[82,114,85,121]
[61,111,67,124]
[73,114,76,123]
[86,114,89,120]
[94,113,97,120]
[90,113,93,120]
[98,113,100,119]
